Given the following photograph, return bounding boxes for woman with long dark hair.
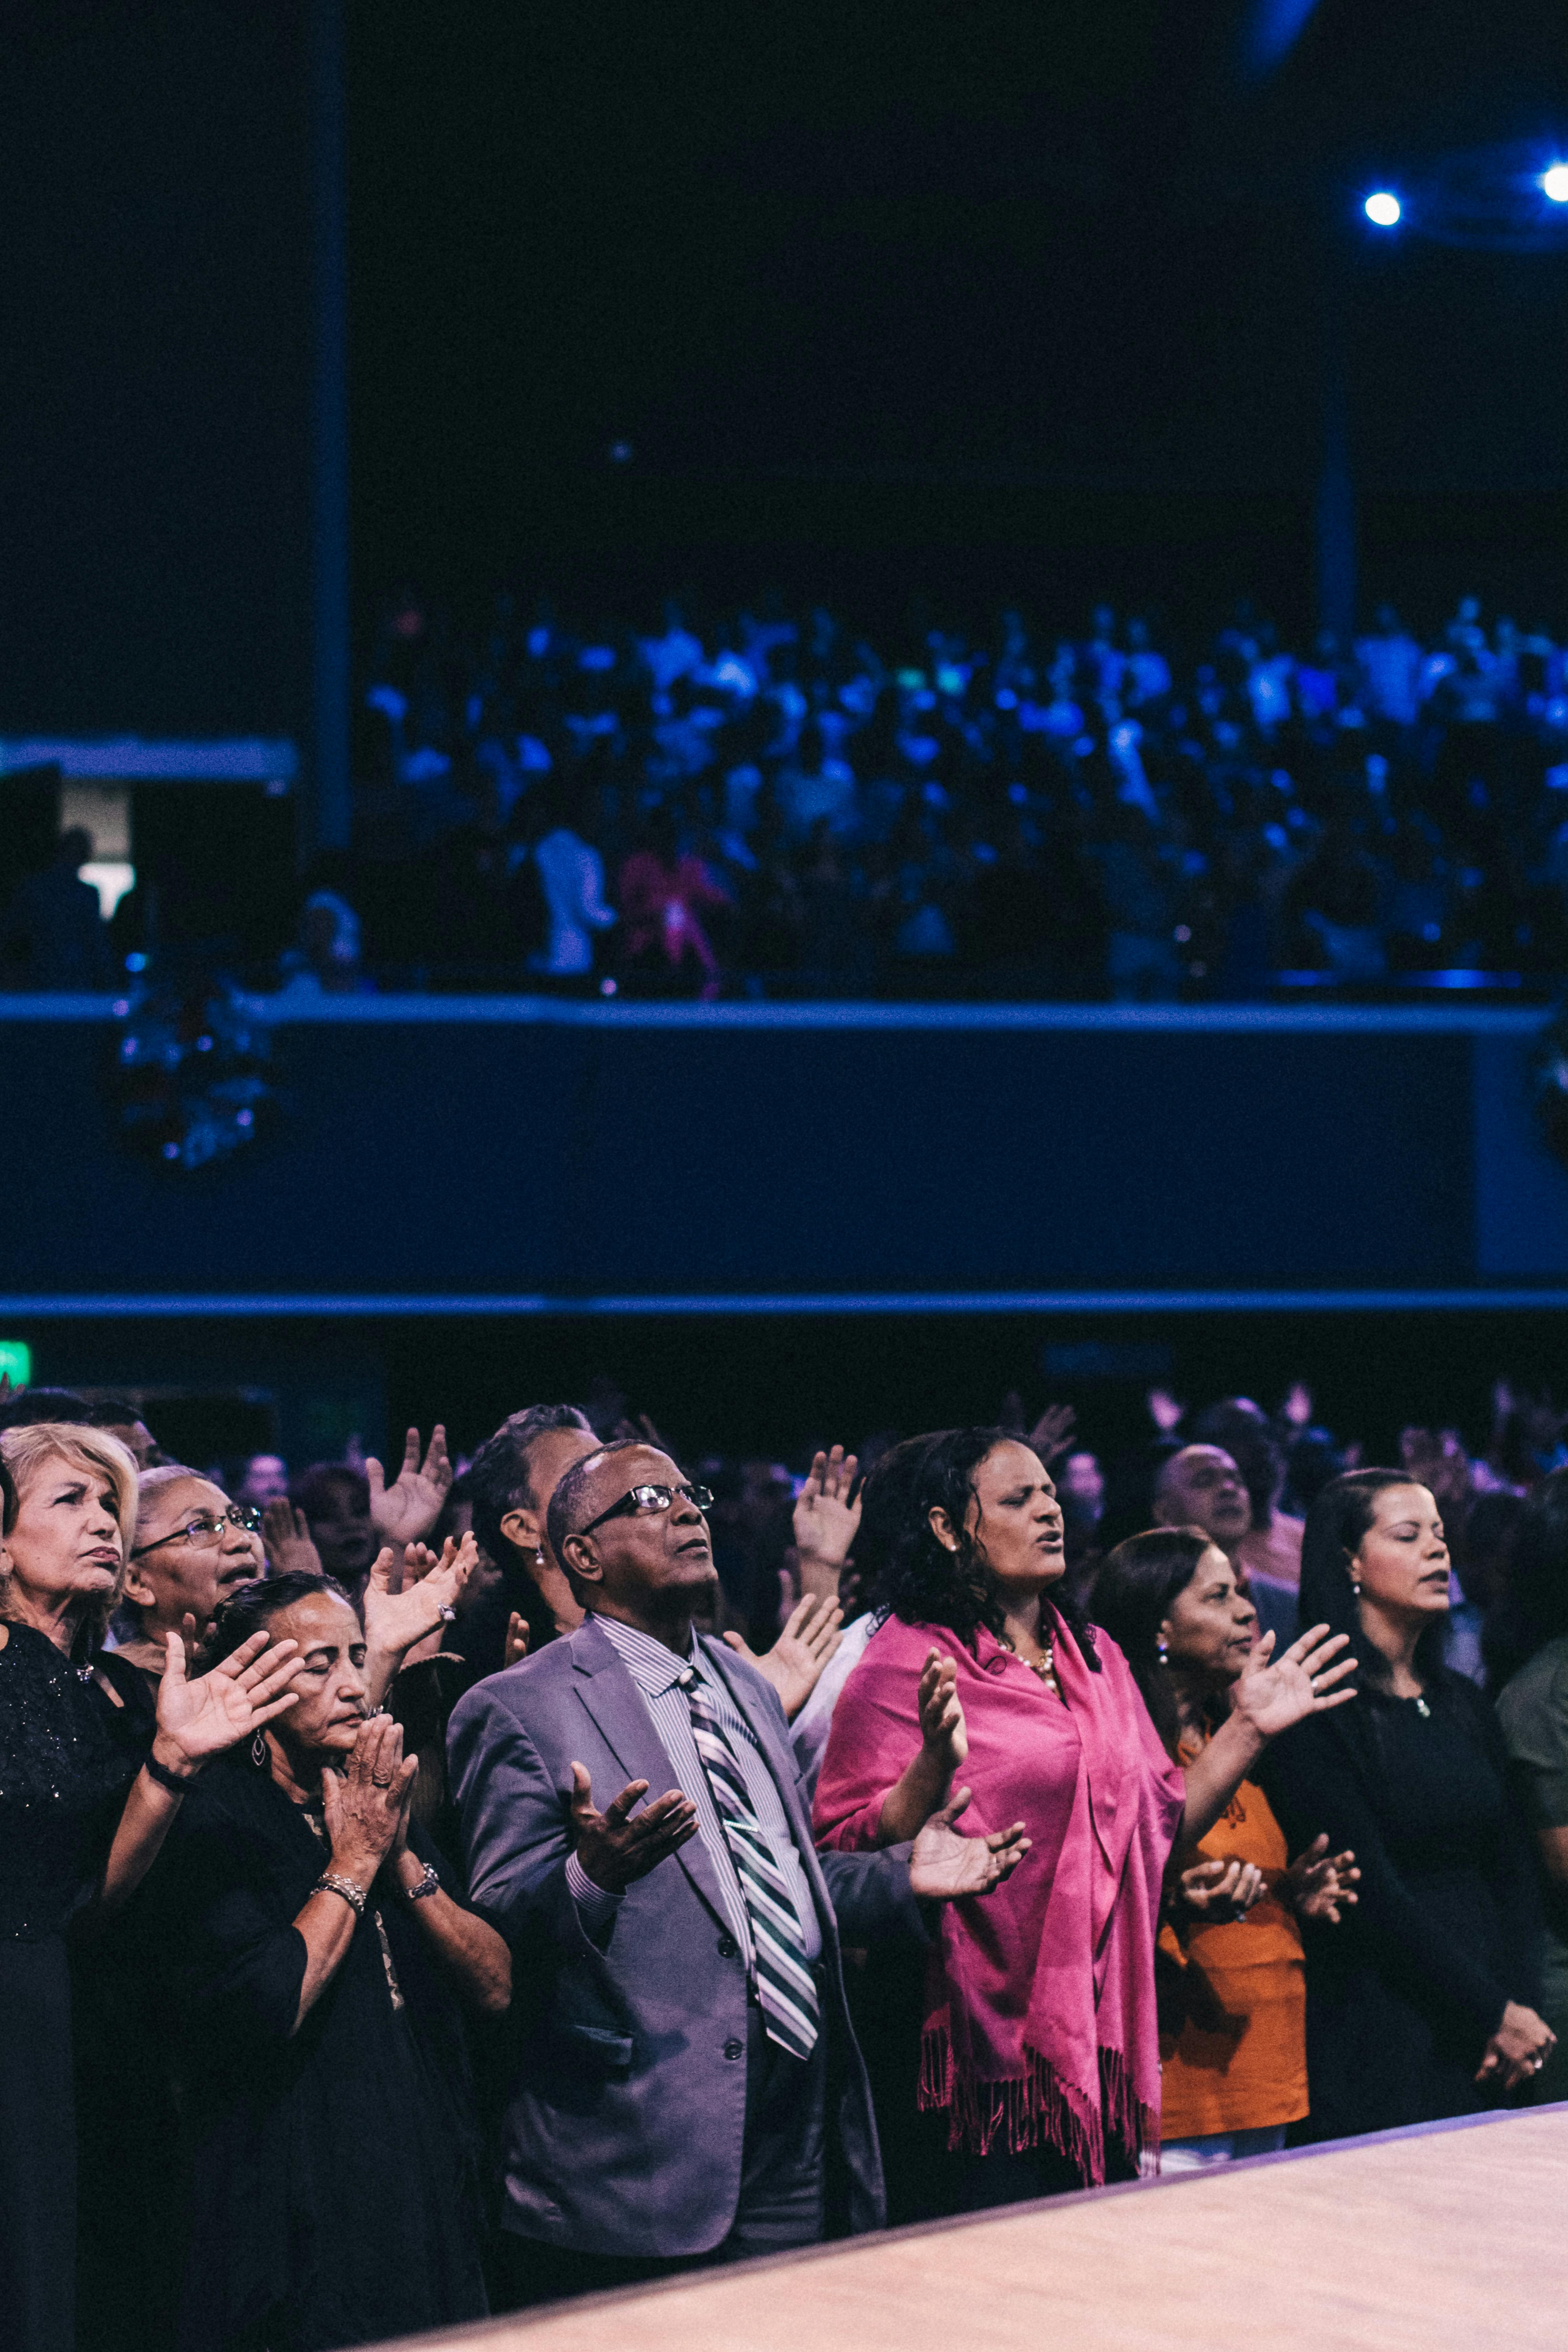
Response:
[1495,1464,1568,2102]
[813,1428,1353,2206]
[1262,1468,1553,2139]
[140,1571,510,2352]
[1093,1528,1357,2168]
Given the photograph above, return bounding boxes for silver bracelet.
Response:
[402,1863,441,1902]
[313,1872,367,1918]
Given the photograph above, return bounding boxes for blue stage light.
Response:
[1543,165,1568,203]
[1364,191,1401,227]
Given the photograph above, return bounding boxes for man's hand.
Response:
[792,1446,861,1592]
[1283,1833,1360,1923]
[724,1593,843,1720]
[568,1764,699,1893]
[908,1788,1028,1902]
[365,1425,454,1548]
[262,1500,323,1579]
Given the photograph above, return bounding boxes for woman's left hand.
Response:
[1283,1832,1360,1922]
[1230,1623,1357,1744]
[154,1630,306,1769]
[1173,1856,1265,1924]
[362,1532,478,1662]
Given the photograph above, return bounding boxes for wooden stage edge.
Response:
[386,2105,1568,2352]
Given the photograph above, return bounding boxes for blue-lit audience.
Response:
[0,1365,1563,2351]
[337,590,1568,998]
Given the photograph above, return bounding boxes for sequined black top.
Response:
[0,1622,140,1941]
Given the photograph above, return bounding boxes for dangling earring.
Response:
[250,1730,268,1768]
[1156,1635,1170,1665]
[1350,1580,1361,1598]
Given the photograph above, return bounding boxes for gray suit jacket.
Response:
[447,1615,924,2257]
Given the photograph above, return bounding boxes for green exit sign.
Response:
[0,1341,33,1388]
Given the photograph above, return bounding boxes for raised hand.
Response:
[908,1788,1029,1902]
[724,1593,843,1720]
[1173,1856,1265,1924]
[365,1425,454,1548]
[917,1647,967,1775]
[504,1611,530,1670]
[792,1446,861,1583]
[1027,1403,1078,1464]
[262,1500,323,1578]
[362,1532,477,1663]
[1282,1833,1359,1922]
[1230,1623,1356,1745]
[568,1764,698,1893]
[154,1630,304,1768]
[1147,1386,1186,1435]
[322,1715,419,1888]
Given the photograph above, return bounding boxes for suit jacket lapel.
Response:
[569,1619,732,1934]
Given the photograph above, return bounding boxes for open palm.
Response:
[365,1424,454,1546]
[362,1532,477,1657]
[793,1445,861,1573]
[155,1630,305,1762]
[1231,1624,1356,1742]
[908,1789,1029,1902]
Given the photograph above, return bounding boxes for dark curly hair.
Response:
[871,1425,1100,1668]
[205,1570,354,1669]
[1091,1526,1212,1757]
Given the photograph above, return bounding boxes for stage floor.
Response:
[409,2106,1568,2352]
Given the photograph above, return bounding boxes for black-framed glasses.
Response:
[131,1505,264,1559]
[579,1482,714,1538]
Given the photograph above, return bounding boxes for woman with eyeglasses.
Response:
[108,1466,269,1712]
[140,1569,510,2352]
[0,1423,307,2352]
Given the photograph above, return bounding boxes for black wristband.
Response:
[143,1749,200,1796]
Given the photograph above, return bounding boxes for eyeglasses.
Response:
[579,1482,714,1538]
[131,1505,264,1560]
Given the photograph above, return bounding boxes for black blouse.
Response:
[1262,1669,1542,2139]
[142,1752,489,2352]
[0,1622,139,1941]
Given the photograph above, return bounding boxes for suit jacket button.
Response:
[717,1934,738,1959]
[723,2037,744,2061]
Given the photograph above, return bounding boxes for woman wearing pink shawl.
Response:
[813,1427,1354,2206]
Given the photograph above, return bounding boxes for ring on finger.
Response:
[372,1774,394,1787]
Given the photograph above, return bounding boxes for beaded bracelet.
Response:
[312,1873,367,1918]
[143,1751,199,1796]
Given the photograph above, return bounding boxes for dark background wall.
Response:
[4,1006,1566,1302]
[0,3,312,735]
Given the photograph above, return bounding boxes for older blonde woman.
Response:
[0,1423,304,2352]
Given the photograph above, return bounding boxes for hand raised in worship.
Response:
[365,1424,454,1548]
[153,1630,306,1771]
[262,1499,323,1579]
[907,1788,1029,1903]
[503,1611,530,1669]
[917,1647,968,1775]
[362,1532,478,1662]
[1476,2001,1557,2092]
[1173,1856,1266,1925]
[1026,1403,1078,1464]
[723,1593,844,1720]
[792,1446,861,1585]
[1229,1623,1356,1745]
[568,1764,699,1894]
[1283,1833,1360,1923]
[322,1715,419,1888]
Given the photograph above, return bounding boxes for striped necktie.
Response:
[679,1665,820,2060]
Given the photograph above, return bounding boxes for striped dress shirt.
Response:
[564,1613,822,1969]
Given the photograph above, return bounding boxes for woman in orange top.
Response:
[1094,1527,1359,2167]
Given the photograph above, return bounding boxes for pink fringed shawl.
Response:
[814,1612,1184,2183]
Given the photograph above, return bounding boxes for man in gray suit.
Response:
[448,1439,1023,2305]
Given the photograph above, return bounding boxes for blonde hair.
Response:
[0,1422,140,1650]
